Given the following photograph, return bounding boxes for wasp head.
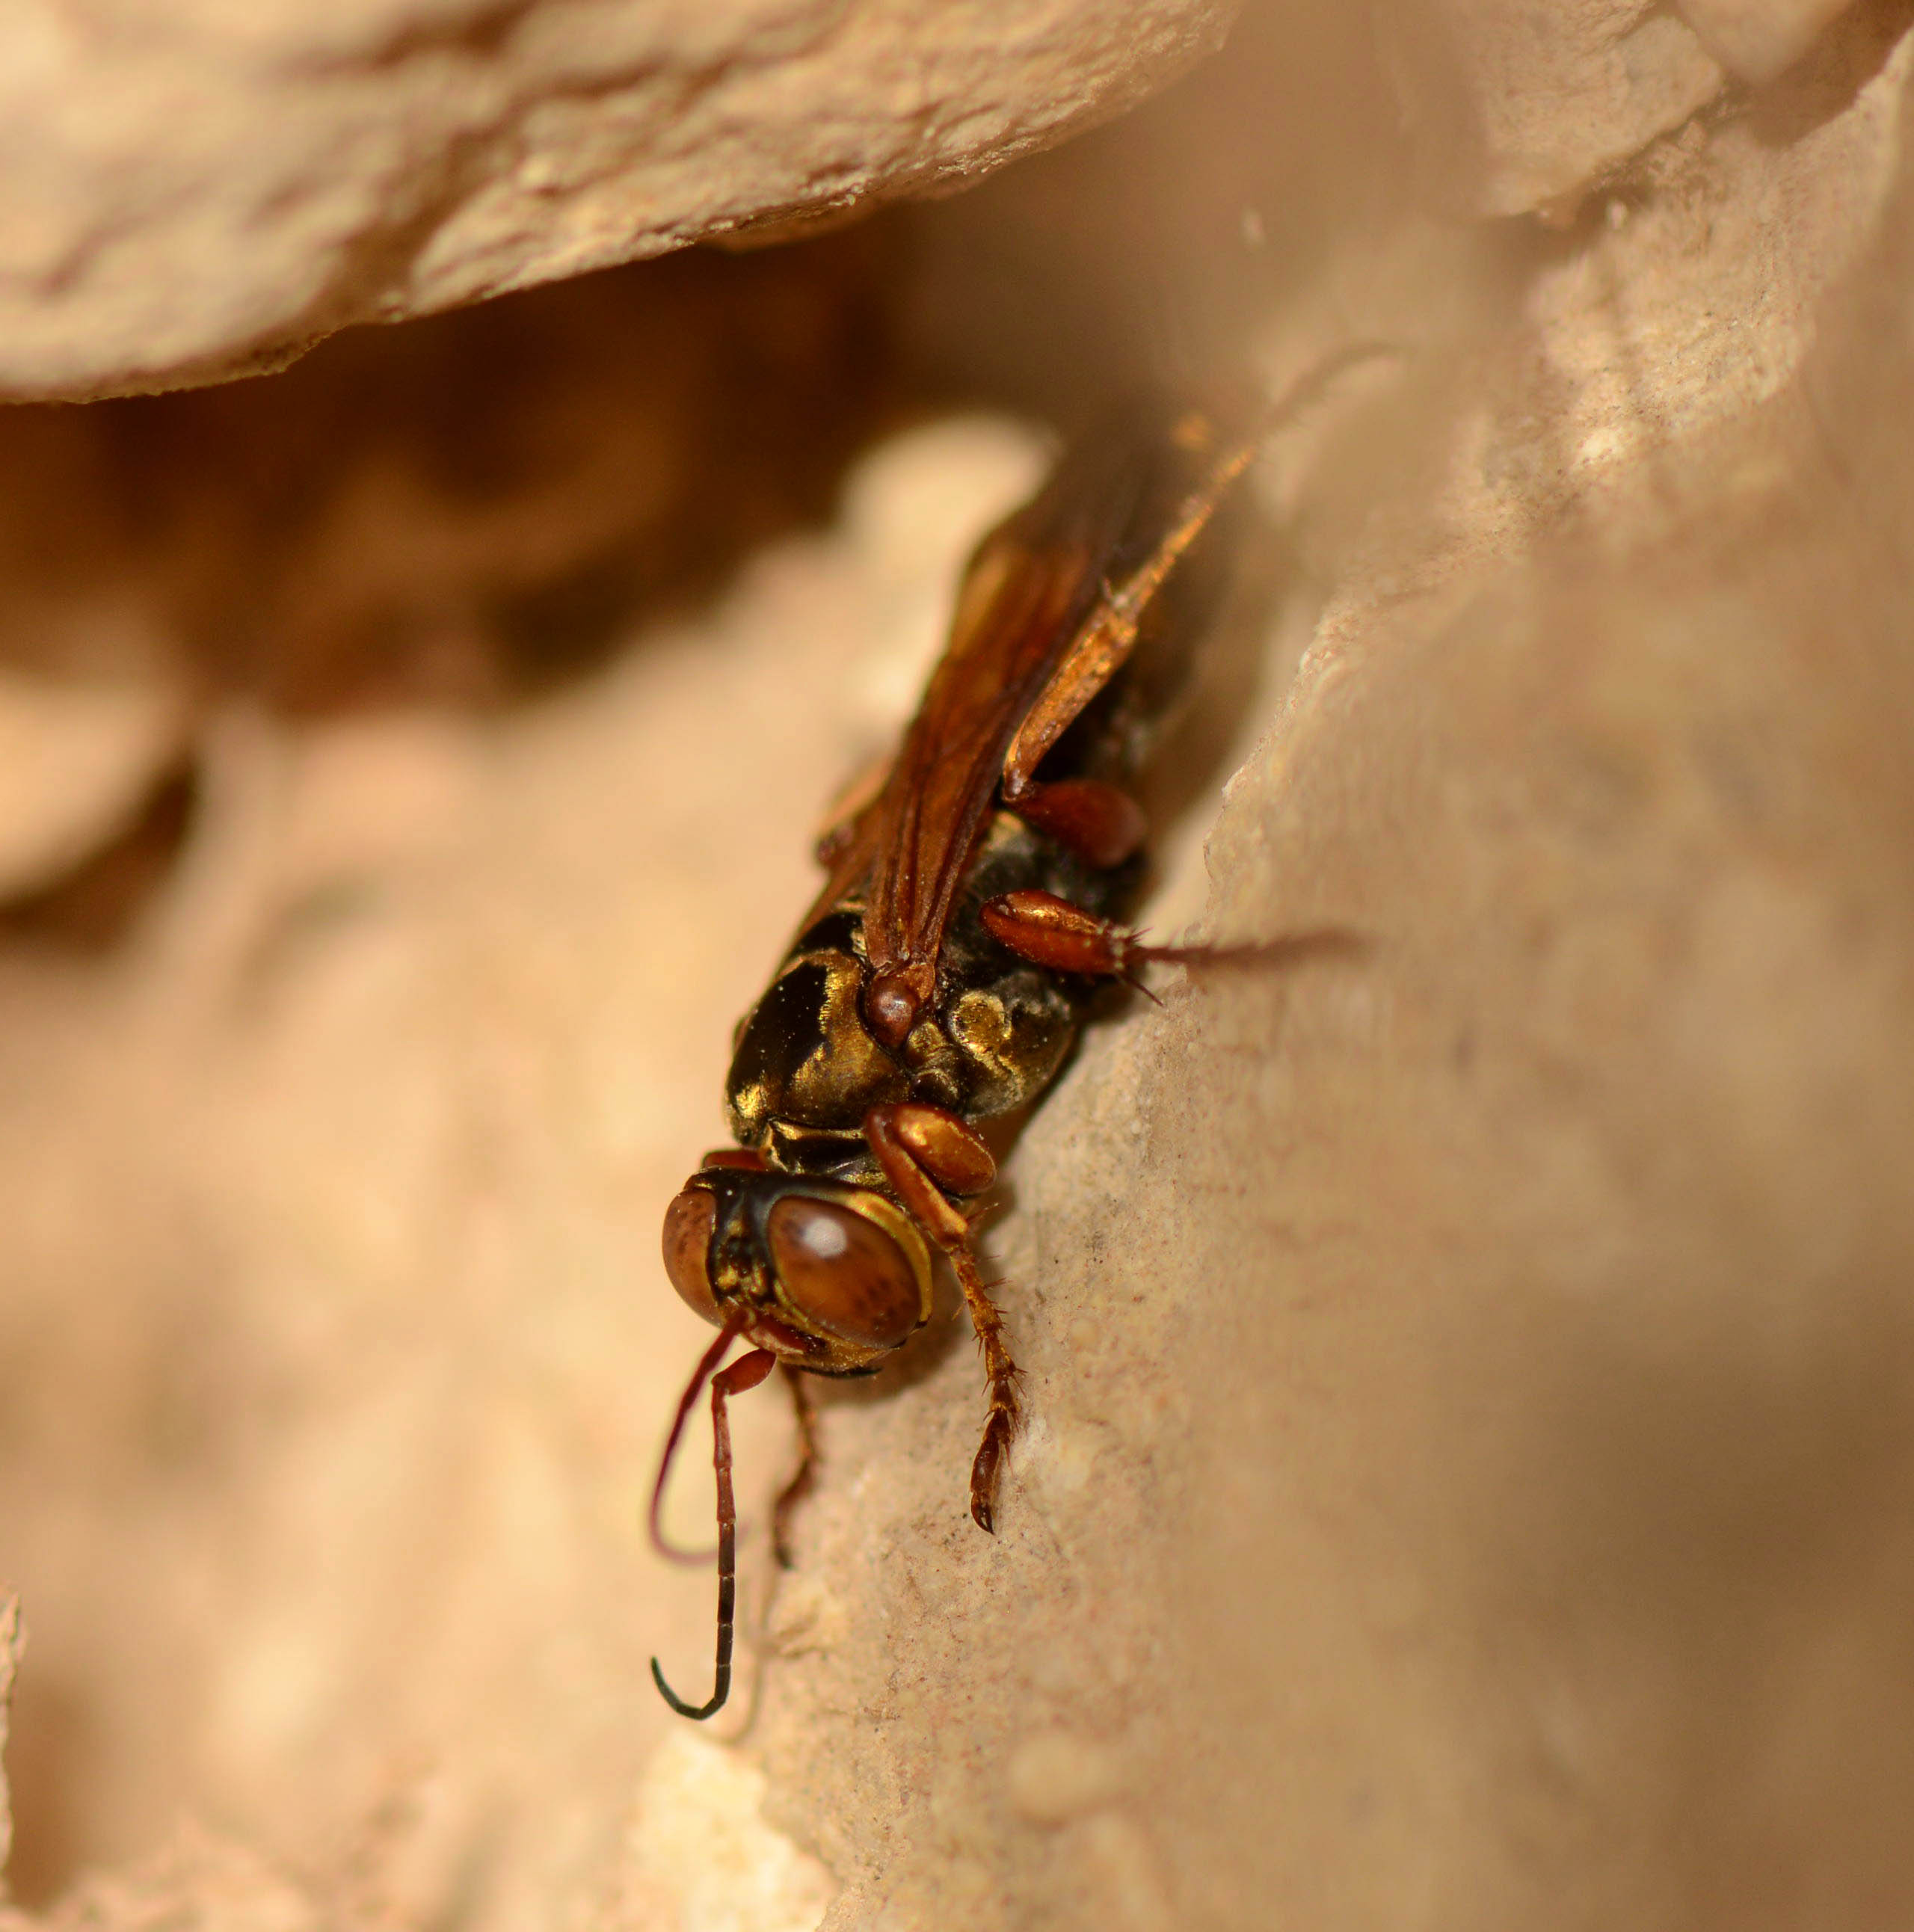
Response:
[662,1161,933,1372]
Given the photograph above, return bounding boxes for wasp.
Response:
[650,351,1387,1718]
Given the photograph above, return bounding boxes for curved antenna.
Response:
[651,1343,779,1720]
[649,1321,742,1564]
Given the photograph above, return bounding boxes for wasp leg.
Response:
[1004,777,1146,869]
[983,887,1369,987]
[650,1344,778,1722]
[865,1100,997,1198]
[981,888,1154,985]
[863,1103,1020,1534]
[771,1364,818,1571]
[949,1245,1021,1536]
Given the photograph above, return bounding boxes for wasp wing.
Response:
[834,395,1259,1041]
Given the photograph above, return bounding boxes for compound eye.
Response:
[766,1196,922,1350]
[662,1187,721,1326]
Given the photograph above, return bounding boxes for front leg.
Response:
[863,1102,1021,1534]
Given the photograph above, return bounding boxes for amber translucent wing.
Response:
[999,416,1266,800]
[840,393,1263,1030]
[793,517,1074,987]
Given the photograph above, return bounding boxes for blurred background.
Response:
[2,1,1913,1928]
[0,12,1412,1918]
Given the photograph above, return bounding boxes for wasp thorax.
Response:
[661,1186,721,1326]
[766,1196,926,1350]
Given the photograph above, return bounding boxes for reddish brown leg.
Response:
[864,1103,1021,1534]
[1006,777,1146,869]
[947,1242,1021,1535]
[981,889,1155,985]
[771,1365,818,1570]
[650,1344,778,1720]
[864,1101,996,1200]
[983,888,1367,987]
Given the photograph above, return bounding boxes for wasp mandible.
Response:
[650,351,1388,1718]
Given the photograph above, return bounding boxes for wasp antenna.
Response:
[650,1654,723,1721]
[650,1320,742,1564]
[652,1344,779,1721]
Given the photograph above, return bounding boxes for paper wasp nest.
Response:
[1,3,1913,1930]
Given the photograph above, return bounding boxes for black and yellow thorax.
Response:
[724,808,1133,1185]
